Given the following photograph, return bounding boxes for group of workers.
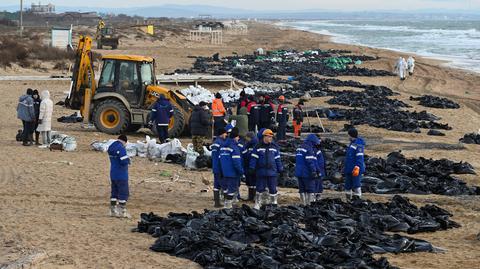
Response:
[210,124,365,209]
[16,88,54,147]
[106,91,365,216]
[394,56,415,80]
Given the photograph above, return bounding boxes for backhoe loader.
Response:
[65,35,193,136]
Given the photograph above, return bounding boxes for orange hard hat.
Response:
[262,129,274,137]
[278,95,285,101]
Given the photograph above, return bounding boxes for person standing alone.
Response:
[344,127,365,201]
[151,94,174,143]
[108,135,131,218]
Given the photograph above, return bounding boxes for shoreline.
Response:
[274,20,480,76]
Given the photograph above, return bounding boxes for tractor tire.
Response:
[126,124,142,133]
[93,99,130,134]
[150,105,186,138]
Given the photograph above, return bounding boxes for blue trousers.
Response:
[297,177,316,193]
[213,173,227,191]
[276,122,287,141]
[315,178,324,193]
[111,180,129,202]
[156,125,168,143]
[345,174,362,190]
[256,176,277,194]
[224,177,240,196]
[245,174,256,187]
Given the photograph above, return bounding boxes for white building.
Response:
[30,2,55,14]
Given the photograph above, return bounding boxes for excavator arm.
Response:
[65,35,96,123]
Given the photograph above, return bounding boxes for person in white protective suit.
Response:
[407,56,415,75]
[36,90,53,146]
[394,57,407,80]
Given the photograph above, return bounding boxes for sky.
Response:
[2,0,480,11]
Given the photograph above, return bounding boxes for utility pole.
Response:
[19,0,23,37]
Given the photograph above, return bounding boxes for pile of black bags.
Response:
[410,95,460,109]
[135,195,460,268]
[460,133,480,144]
[278,138,479,195]
[327,107,450,133]
[178,49,393,82]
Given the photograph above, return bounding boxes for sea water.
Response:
[281,20,480,73]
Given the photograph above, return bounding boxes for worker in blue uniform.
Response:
[344,127,365,201]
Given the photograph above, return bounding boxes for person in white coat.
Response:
[407,56,415,75]
[36,90,53,145]
[394,57,407,80]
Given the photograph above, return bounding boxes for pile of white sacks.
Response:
[91,136,211,169]
[47,132,77,151]
[91,136,185,160]
[180,86,263,105]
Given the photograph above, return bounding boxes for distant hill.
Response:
[1,4,479,20]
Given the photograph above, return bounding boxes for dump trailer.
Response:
[65,35,193,136]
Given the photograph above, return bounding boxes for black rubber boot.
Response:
[35,132,41,145]
[213,190,222,208]
[248,187,256,201]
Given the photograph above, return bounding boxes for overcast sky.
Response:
[3,0,480,11]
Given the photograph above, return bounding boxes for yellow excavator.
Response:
[65,35,193,136]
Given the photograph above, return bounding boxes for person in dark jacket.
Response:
[247,96,259,132]
[16,88,36,146]
[32,90,42,145]
[292,100,304,138]
[295,134,320,205]
[236,90,248,114]
[189,101,211,155]
[315,141,326,201]
[258,95,275,129]
[276,95,288,142]
[151,94,174,143]
[242,132,258,201]
[108,135,131,218]
[344,127,365,201]
[219,127,244,208]
[249,129,283,209]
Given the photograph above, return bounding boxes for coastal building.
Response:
[30,2,55,14]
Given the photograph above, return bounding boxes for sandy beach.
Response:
[0,22,479,268]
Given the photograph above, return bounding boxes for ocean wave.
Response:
[282,20,480,73]
[290,20,480,36]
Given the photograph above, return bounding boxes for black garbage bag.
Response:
[136,195,459,268]
[195,155,212,169]
[410,95,460,109]
[427,129,445,136]
[460,133,480,144]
